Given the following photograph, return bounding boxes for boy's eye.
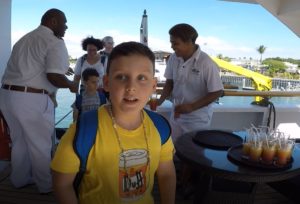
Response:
[138,75,147,81]
[115,74,127,81]
[114,74,149,82]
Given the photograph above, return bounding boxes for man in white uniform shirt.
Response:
[0,8,78,193]
[158,23,224,142]
[157,23,223,196]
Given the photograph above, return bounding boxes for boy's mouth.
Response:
[123,98,138,103]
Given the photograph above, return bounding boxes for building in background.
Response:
[140,10,148,46]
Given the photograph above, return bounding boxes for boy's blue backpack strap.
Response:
[98,91,107,105]
[144,109,171,145]
[72,109,98,196]
[75,94,82,111]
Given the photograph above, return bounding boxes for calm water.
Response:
[55,89,300,128]
[55,63,300,127]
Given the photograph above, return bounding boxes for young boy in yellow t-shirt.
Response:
[51,42,176,204]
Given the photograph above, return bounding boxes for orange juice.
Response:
[242,143,251,155]
[277,148,292,165]
[276,140,294,166]
[249,145,262,162]
[149,98,157,111]
[261,145,276,164]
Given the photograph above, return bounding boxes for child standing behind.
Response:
[72,68,106,121]
[51,42,176,204]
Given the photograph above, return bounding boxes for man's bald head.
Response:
[41,9,63,24]
[41,8,68,38]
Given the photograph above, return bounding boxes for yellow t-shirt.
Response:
[51,105,174,204]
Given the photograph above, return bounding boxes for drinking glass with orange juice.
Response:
[242,131,252,155]
[261,141,276,164]
[149,93,158,111]
[276,140,295,166]
[242,142,251,155]
[242,128,254,155]
[249,141,263,162]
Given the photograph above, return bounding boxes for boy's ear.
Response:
[103,74,109,92]
[152,77,157,93]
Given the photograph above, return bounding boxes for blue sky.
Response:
[11,0,300,59]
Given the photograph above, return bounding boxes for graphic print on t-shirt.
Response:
[118,149,148,201]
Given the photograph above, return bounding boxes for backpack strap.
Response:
[144,109,171,145]
[98,91,107,105]
[75,94,82,112]
[72,109,98,196]
[100,55,106,67]
[80,54,88,68]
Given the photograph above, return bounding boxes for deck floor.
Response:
[0,162,296,204]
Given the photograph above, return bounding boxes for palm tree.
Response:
[217,53,223,59]
[257,45,267,63]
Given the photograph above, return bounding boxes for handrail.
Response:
[223,90,300,97]
[156,85,300,97]
[55,110,73,126]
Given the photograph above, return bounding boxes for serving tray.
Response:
[227,145,293,170]
[192,130,243,150]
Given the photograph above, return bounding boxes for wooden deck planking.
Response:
[253,184,295,204]
[0,181,55,204]
[0,163,296,204]
[0,178,295,204]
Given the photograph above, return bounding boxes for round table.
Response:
[175,131,300,203]
[175,131,300,183]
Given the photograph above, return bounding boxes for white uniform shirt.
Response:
[74,56,105,88]
[164,45,223,127]
[1,25,69,94]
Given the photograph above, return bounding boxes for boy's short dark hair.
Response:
[169,23,198,43]
[106,41,155,75]
[82,68,99,81]
[81,36,103,51]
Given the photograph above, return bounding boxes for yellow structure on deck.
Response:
[211,57,272,102]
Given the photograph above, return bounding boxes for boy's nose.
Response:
[125,79,137,92]
[126,87,136,92]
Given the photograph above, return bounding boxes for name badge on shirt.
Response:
[191,68,201,75]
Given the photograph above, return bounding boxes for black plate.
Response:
[227,145,293,170]
[192,130,243,150]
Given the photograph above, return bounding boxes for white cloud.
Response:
[12,30,299,60]
[65,30,172,58]
[197,36,256,58]
[64,34,85,58]
[65,30,140,58]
